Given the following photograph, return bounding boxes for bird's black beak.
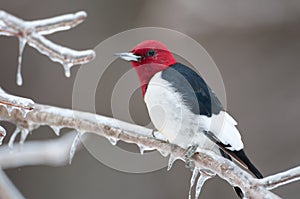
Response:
[114,52,141,62]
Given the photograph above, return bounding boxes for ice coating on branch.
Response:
[260,166,300,190]
[0,87,34,117]
[16,37,27,86]
[20,108,31,118]
[69,132,82,164]
[0,10,95,85]
[0,125,6,145]
[50,126,61,136]
[29,11,87,35]
[28,33,95,78]
[5,106,13,116]
[188,167,200,199]
[158,149,170,157]
[108,137,118,146]
[137,144,155,155]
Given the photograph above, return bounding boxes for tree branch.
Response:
[0,132,80,169]
[0,169,25,199]
[0,10,95,85]
[0,132,80,199]
[0,99,297,198]
[259,166,300,190]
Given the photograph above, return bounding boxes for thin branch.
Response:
[259,166,300,190]
[0,132,80,169]
[0,87,35,145]
[0,100,293,199]
[0,87,34,113]
[0,169,25,199]
[0,10,95,85]
[0,133,79,199]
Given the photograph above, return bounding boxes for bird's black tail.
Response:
[230,149,263,179]
[220,149,263,198]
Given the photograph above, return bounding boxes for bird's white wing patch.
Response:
[208,111,244,151]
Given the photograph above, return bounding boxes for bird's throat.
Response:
[133,63,170,97]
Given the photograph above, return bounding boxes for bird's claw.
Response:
[151,130,156,138]
[184,144,198,171]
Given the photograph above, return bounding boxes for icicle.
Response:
[50,126,61,136]
[167,154,179,171]
[137,144,155,155]
[137,144,145,155]
[19,129,29,144]
[158,149,169,157]
[16,37,27,86]
[0,125,6,145]
[188,167,200,199]
[108,137,118,146]
[8,127,20,148]
[63,63,72,78]
[195,172,211,199]
[69,132,82,164]
[5,105,13,116]
[20,108,30,118]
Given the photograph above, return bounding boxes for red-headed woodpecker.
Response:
[116,40,263,198]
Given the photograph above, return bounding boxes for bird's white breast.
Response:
[144,72,244,151]
[144,72,215,150]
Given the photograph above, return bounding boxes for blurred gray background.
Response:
[1,0,300,198]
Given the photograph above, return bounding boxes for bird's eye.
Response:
[146,49,155,57]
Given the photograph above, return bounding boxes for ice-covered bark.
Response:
[0,87,35,146]
[0,10,95,85]
[0,169,24,199]
[0,97,299,199]
[0,132,79,168]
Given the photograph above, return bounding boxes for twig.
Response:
[0,133,79,199]
[0,169,25,199]
[0,10,95,85]
[0,132,80,169]
[259,166,300,190]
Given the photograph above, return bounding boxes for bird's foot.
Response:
[184,144,198,171]
[151,130,156,138]
[152,130,170,144]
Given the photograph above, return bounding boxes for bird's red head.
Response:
[116,40,176,96]
[130,40,176,67]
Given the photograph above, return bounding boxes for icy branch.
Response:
[0,87,35,145]
[0,169,24,199]
[0,132,80,169]
[0,10,95,85]
[259,166,300,190]
[0,87,34,116]
[0,133,79,199]
[0,99,299,198]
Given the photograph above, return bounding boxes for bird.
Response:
[116,40,263,198]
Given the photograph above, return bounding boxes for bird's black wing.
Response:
[161,62,223,117]
[161,63,263,181]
